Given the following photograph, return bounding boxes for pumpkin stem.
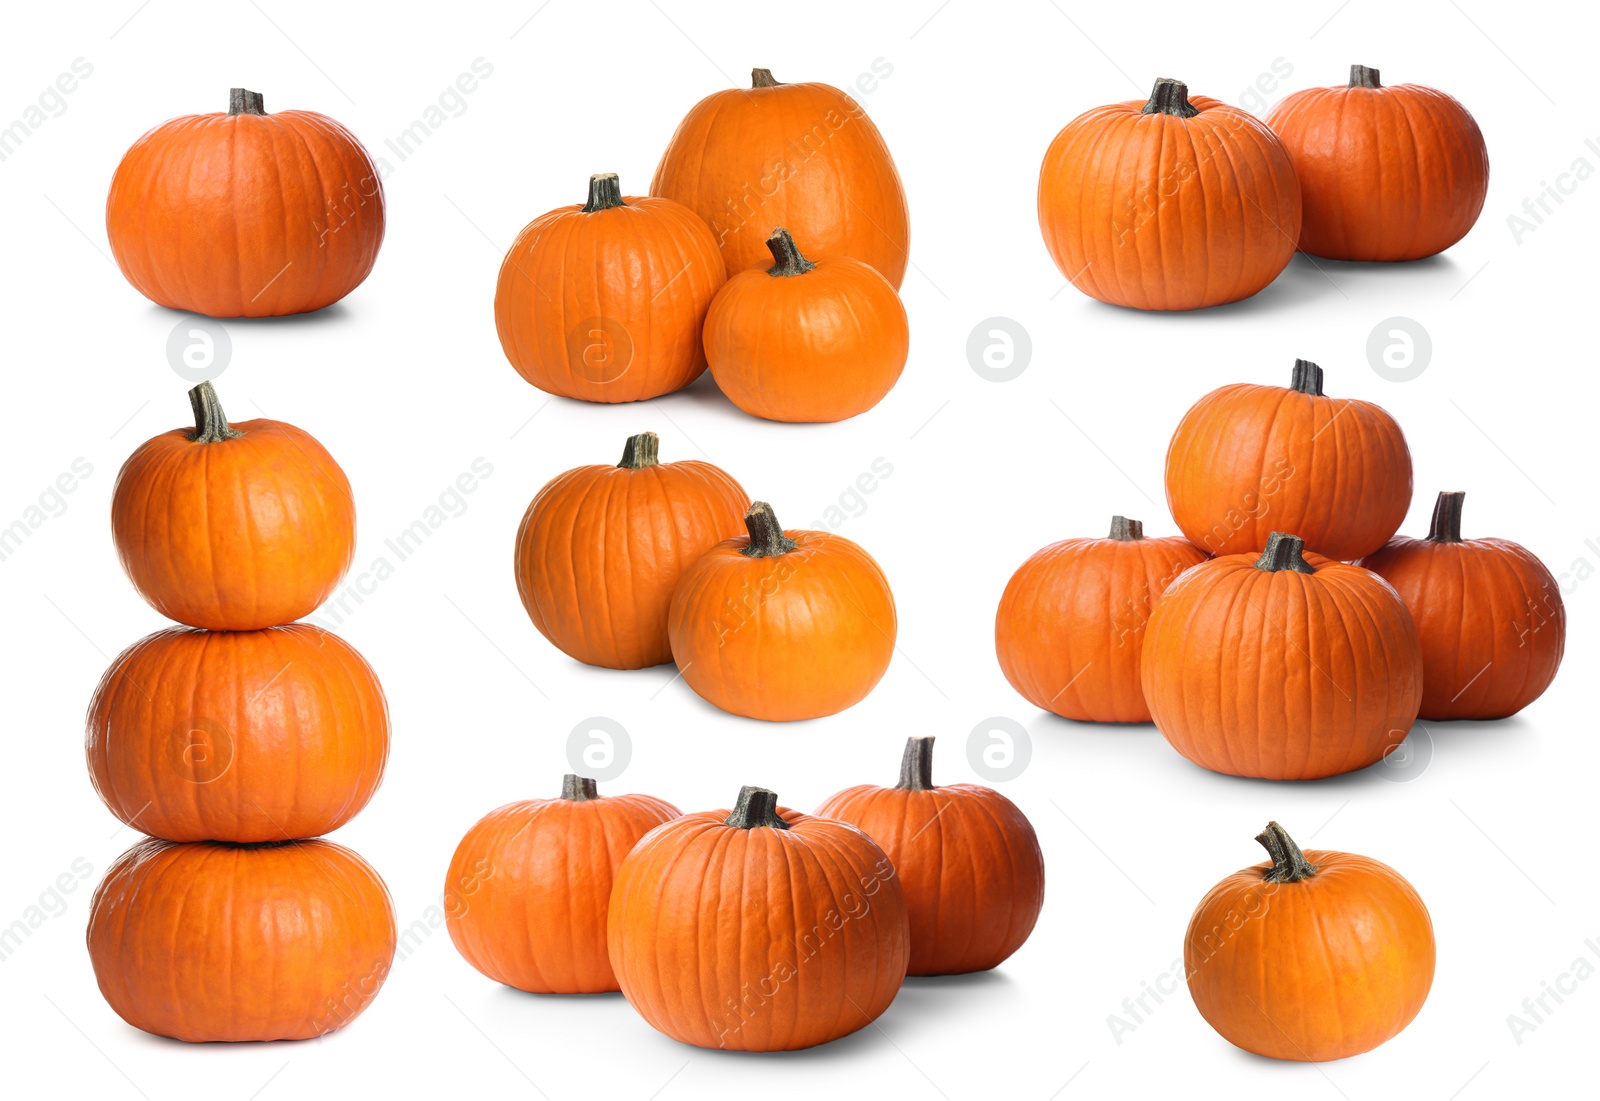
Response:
[561,774,601,801]
[1289,359,1325,396]
[582,173,627,213]
[1254,532,1316,575]
[741,501,798,558]
[1141,78,1199,119]
[187,382,245,444]
[1349,65,1382,89]
[896,737,936,792]
[228,88,266,116]
[751,68,782,88]
[725,786,790,830]
[1109,516,1144,541]
[765,228,817,277]
[1428,491,1466,543]
[1256,821,1319,883]
[618,431,660,469]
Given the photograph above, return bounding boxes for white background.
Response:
[2,2,1594,1098]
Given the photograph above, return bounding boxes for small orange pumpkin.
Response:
[494,173,726,403]
[996,515,1209,722]
[703,228,909,422]
[1357,491,1566,720]
[668,501,896,721]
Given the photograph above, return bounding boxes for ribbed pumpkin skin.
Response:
[1358,538,1564,720]
[996,531,1208,722]
[493,192,725,402]
[652,78,910,288]
[1165,381,1411,560]
[1186,849,1434,1061]
[1142,551,1423,780]
[87,838,397,1042]
[514,457,748,669]
[107,109,383,317]
[112,417,355,631]
[608,807,909,1050]
[1038,94,1301,310]
[1267,82,1488,261]
[86,625,389,843]
[445,791,680,993]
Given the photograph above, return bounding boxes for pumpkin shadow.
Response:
[144,301,354,327]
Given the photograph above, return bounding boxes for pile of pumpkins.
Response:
[82,383,397,1042]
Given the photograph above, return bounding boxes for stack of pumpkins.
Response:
[83,382,397,1042]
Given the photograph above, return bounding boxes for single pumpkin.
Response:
[817,737,1045,975]
[1142,533,1423,780]
[608,786,909,1051]
[1165,359,1412,560]
[667,501,896,721]
[1038,78,1301,311]
[1267,66,1489,261]
[86,623,389,843]
[996,515,1209,722]
[444,774,680,994]
[87,837,397,1042]
[1357,491,1565,720]
[1186,821,1434,1061]
[107,88,383,317]
[703,228,909,422]
[514,431,749,669]
[652,68,910,288]
[494,173,726,403]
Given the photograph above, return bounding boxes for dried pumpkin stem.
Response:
[1290,359,1325,396]
[1428,491,1466,543]
[1255,532,1316,574]
[765,228,816,277]
[188,382,245,444]
[582,173,627,213]
[1141,78,1199,119]
[896,737,936,792]
[1349,65,1382,89]
[561,774,600,801]
[1257,821,1319,883]
[1109,515,1144,541]
[741,501,798,558]
[618,431,660,469]
[751,68,781,88]
[229,88,266,116]
[725,786,790,830]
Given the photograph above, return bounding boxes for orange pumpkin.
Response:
[494,173,725,403]
[1358,491,1566,720]
[817,737,1044,976]
[1142,533,1423,780]
[652,68,910,288]
[996,515,1208,722]
[112,382,355,631]
[107,88,383,318]
[1186,821,1434,1061]
[1165,359,1412,560]
[1038,78,1301,311]
[514,432,748,669]
[703,228,909,422]
[444,775,679,994]
[608,786,909,1050]
[667,501,896,721]
[87,837,396,1042]
[1267,66,1489,261]
[86,624,389,843]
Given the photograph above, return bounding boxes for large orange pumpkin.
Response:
[703,227,909,422]
[107,88,384,317]
[652,68,910,288]
[996,515,1208,722]
[608,786,909,1051]
[86,624,389,843]
[816,737,1044,976]
[1186,821,1434,1061]
[1267,66,1489,261]
[444,775,680,994]
[1357,491,1565,720]
[667,501,896,721]
[1142,533,1423,780]
[112,382,355,631]
[494,173,726,403]
[1038,78,1301,311]
[514,431,749,669]
[87,837,396,1042]
[1165,359,1412,560]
